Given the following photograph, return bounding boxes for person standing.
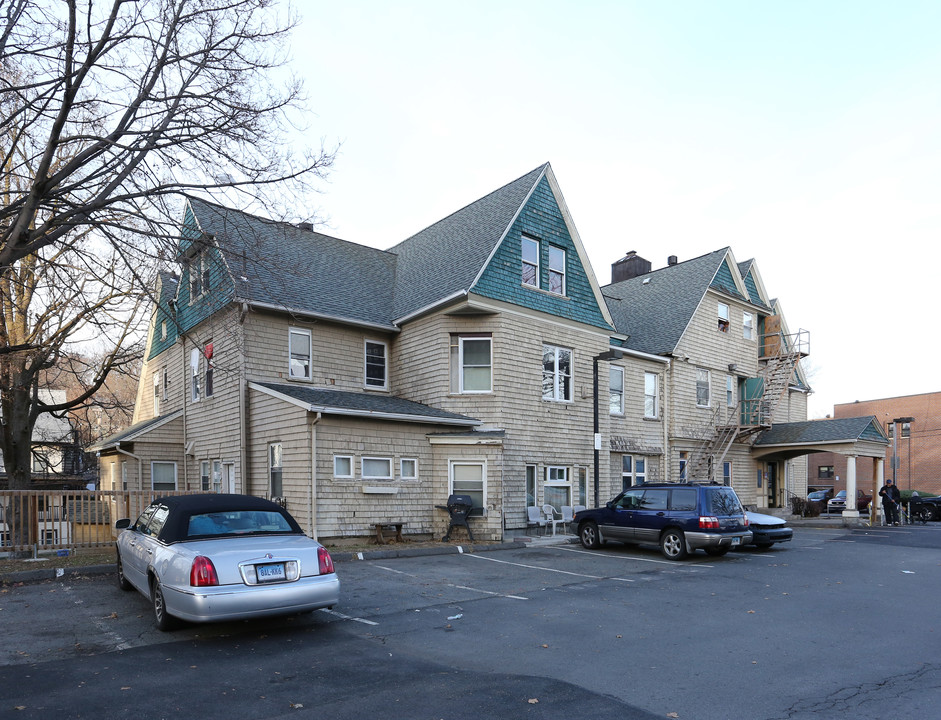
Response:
[879,478,901,526]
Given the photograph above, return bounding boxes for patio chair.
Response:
[561,505,574,533]
[527,505,546,534]
[542,504,563,536]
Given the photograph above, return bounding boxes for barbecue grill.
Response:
[441,493,475,542]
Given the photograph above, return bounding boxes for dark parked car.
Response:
[573,483,751,560]
[115,494,340,630]
[910,496,941,522]
[827,489,872,514]
[743,510,792,549]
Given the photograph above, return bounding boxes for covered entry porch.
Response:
[752,417,890,524]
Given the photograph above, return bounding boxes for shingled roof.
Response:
[754,416,889,447]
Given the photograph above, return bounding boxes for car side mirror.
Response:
[115,518,131,530]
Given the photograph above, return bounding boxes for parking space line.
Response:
[319,609,378,625]
[464,551,635,582]
[552,545,715,567]
[450,584,528,600]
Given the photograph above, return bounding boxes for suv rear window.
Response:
[670,488,698,511]
[702,487,743,516]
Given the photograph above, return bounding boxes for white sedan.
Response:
[115,494,340,630]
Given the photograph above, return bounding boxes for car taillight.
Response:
[699,516,720,530]
[318,547,335,575]
[190,555,219,587]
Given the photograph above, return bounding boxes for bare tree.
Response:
[0,0,333,500]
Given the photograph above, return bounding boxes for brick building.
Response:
[808,392,941,497]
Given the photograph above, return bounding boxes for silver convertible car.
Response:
[115,494,340,630]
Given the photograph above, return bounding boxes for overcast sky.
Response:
[290,1,941,419]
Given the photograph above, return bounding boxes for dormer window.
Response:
[190,255,202,300]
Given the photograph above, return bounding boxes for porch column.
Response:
[842,454,860,525]
[874,457,885,524]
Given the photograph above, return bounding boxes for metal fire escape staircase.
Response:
[687,329,809,483]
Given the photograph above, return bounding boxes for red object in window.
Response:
[190,556,219,586]
[204,343,213,359]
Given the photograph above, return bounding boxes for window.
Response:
[400,458,417,480]
[121,461,127,491]
[269,443,283,497]
[200,460,210,491]
[696,368,711,407]
[526,465,537,507]
[743,312,754,340]
[543,345,573,402]
[450,461,485,511]
[153,373,160,415]
[212,459,222,493]
[160,320,167,340]
[152,461,177,492]
[726,375,735,407]
[365,340,387,389]
[362,457,393,480]
[548,245,566,295]
[644,372,658,418]
[818,465,834,479]
[576,467,587,506]
[544,466,571,510]
[289,328,312,380]
[609,366,624,415]
[723,461,732,486]
[190,348,201,402]
[901,422,911,438]
[334,455,353,478]
[718,302,730,332]
[162,368,169,400]
[450,335,492,393]
[887,422,894,440]
[679,451,688,481]
[521,235,539,287]
[622,456,646,490]
[204,343,214,398]
[190,255,202,300]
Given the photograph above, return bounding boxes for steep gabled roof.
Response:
[88,410,184,452]
[602,248,734,355]
[185,197,398,330]
[387,165,546,320]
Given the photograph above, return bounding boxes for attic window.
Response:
[521,235,539,288]
[717,302,730,333]
[548,245,566,295]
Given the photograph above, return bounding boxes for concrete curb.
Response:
[0,537,567,586]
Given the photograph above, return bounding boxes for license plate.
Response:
[256,562,285,582]
[731,537,741,547]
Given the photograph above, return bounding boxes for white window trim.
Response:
[364,339,388,390]
[153,373,160,416]
[718,302,730,333]
[726,375,735,408]
[151,461,178,492]
[204,344,214,398]
[609,365,624,416]
[200,459,210,491]
[543,344,573,402]
[362,456,394,480]
[190,348,201,402]
[644,372,659,419]
[400,458,418,480]
[289,327,313,381]
[449,459,487,513]
[269,443,283,497]
[333,455,354,478]
[743,312,754,340]
[521,235,540,288]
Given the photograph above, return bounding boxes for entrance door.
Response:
[767,463,778,508]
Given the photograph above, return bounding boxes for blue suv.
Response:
[573,483,751,560]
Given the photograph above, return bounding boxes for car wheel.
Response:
[116,551,132,591]
[913,507,931,525]
[660,528,687,560]
[151,577,178,632]
[579,521,601,549]
[703,547,729,557]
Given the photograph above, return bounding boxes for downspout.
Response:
[238,303,249,495]
[309,412,322,539]
[663,359,671,482]
[181,342,188,489]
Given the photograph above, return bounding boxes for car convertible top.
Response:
[145,494,304,543]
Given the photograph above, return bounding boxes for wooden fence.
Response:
[0,490,198,555]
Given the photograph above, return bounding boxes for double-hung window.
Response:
[542,345,573,402]
[718,302,730,332]
[204,343,214,398]
[450,461,485,511]
[364,340,387,389]
[743,312,754,340]
[200,460,210,491]
[609,366,624,415]
[450,335,492,393]
[152,461,177,492]
[190,349,201,402]
[696,368,711,407]
[521,235,540,287]
[269,443,283,497]
[189,255,202,300]
[644,372,658,418]
[289,328,312,380]
[548,246,566,295]
[726,375,735,408]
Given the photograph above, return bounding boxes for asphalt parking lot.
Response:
[3,524,941,720]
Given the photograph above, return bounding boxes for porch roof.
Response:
[88,410,184,452]
[752,416,889,459]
